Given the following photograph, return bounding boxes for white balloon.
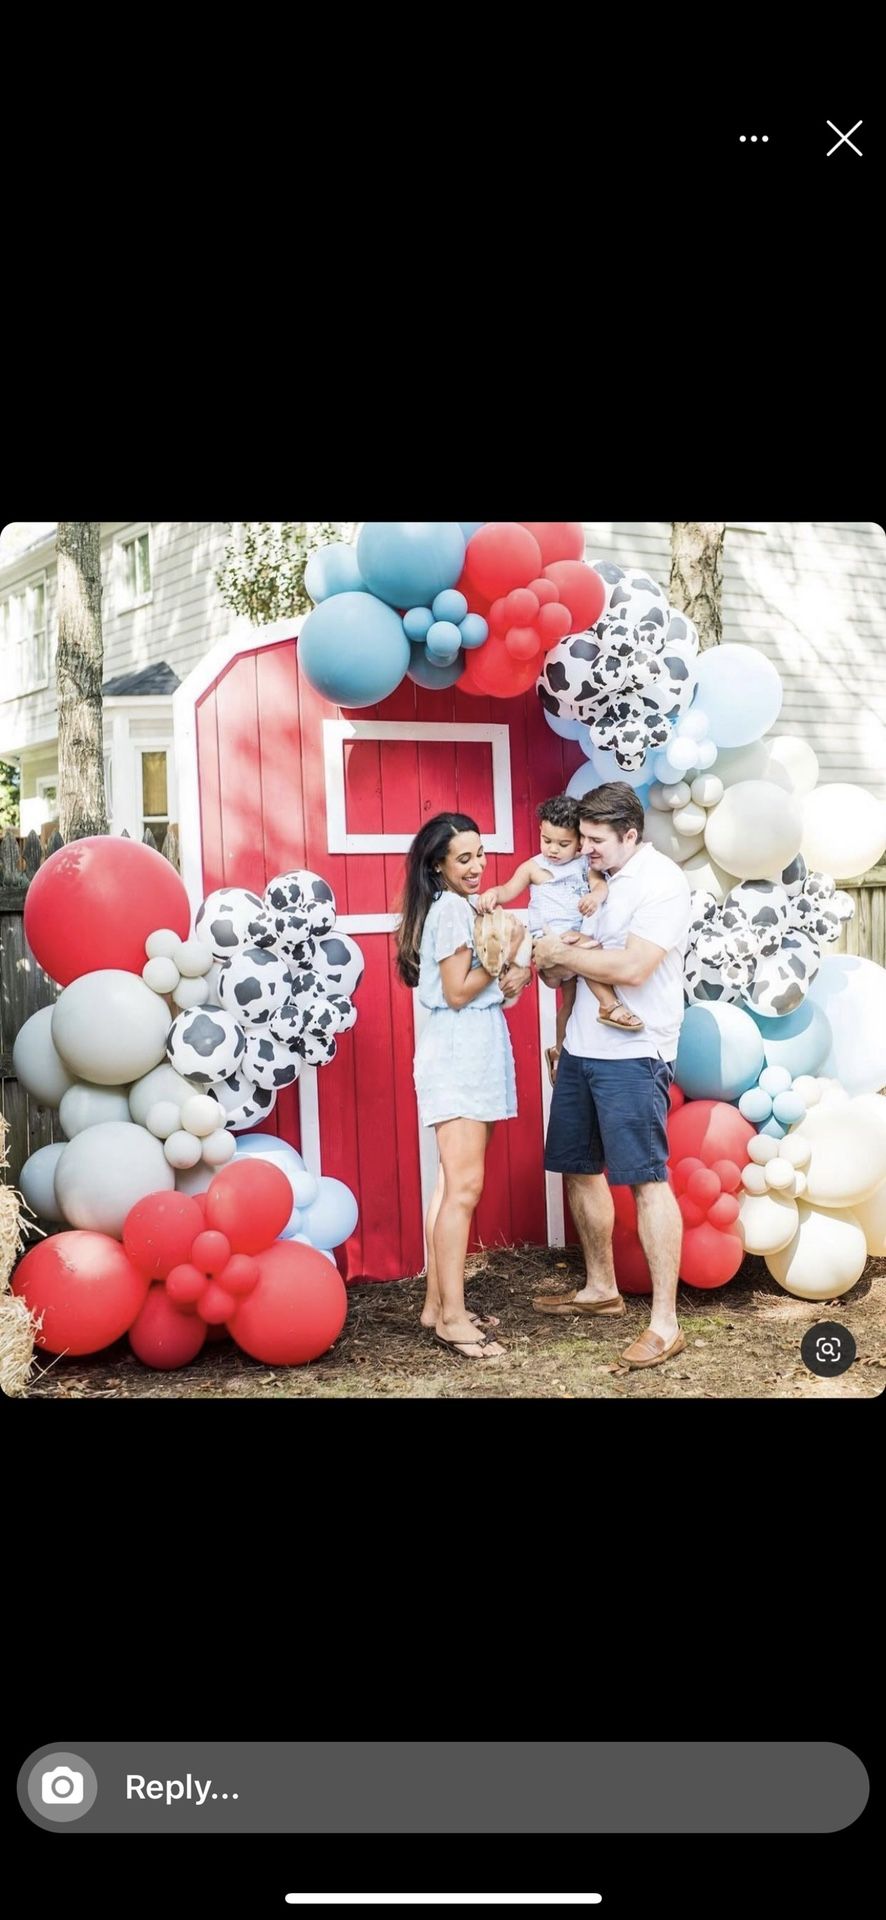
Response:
[791,1095,886,1208]
[53,972,170,1086]
[764,736,820,796]
[705,781,804,882]
[55,1122,174,1236]
[747,1135,781,1165]
[173,938,214,978]
[180,1094,224,1138]
[690,775,724,808]
[673,803,707,836]
[807,955,886,1096]
[59,1082,133,1137]
[738,1190,799,1253]
[765,1203,868,1299]
[644,807,704,864]
[779,1134,812,1170]
[710,741,793,791]
[163,1129,203,1169]
[764,1159,796,1192]
[662,782,692,810]
[145,928,184,960]
[143,956,180,995]
[12,1006,76,1107]
[128,1062,204,1126]
[145,1101,182,1140]
[801,783,886,881]
[740,1164,769,1195]
[201,1128,236,1167]
[19,1142,68,1223]
[172,975,210,1010]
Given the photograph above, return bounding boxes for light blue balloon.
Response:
[234,1135,305,1171]
[304,543,366,604]
[772,1091,806,1126]
[459,522,485,542]
[300,1175,359,1250]
[758,1065,792,1096]
[426,620,462,661]
[292,1234,337,1265]
[693,644,783,749]
[458,613,488,650]
[675,1003,765,1101]
[356,523,465,609]
[738,1087,772,1123]
[407,643,464,690]
[566,759,599,801]
[589,746,652,792]
[299,591,410,706]
[543,709,587,741]
[403,605,433,642]
[432,590,468,624]
[748,1000,832,1078]
[758,1116,787,1140]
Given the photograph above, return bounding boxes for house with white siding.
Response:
[2,520,885,854]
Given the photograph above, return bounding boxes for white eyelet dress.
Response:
[413,891,518,1128]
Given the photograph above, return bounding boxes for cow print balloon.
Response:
[166,1008,247,1085]
[722,881,791,957]
[216,946,294,1025]
[313,932,365,998]
[212,1070,277,1131]
[242,1030,301,1089]
[194,888,266,961]
[264,869,336,936]
[741,930,821,1018]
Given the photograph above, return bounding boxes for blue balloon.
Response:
[758,1116,787,1140]
[304,543,366,604]
[458,613,488,650]
[542,708,587,741]
[459,522,485,542]
[738,1087,772,1123]
[300,1175,359,1250]
[407,642,464,689]
[675,1003,765,1101]
[565,759,599,801]
[403,605,434,642]
[747,999,832,1078]
[692,644,783,749]
[772,1090,806,1126]
[356,523,465,609]
[426,620,462,662]
[589,745,652,792]
[432,590,468,624]
[299,591,410,706]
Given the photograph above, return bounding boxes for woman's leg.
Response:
[432,1117,505,1357]
[420,1158,501,1329]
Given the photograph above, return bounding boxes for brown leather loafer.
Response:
[532,1291,626,1317]
[620,1329,686,1368]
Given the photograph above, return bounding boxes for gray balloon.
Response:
[54,1122,175,1237]
[52,971,170,1085]
[12,1006,75,1107]
[128,1062,204,1127]
[59,1082,133,1138]
[19,1142,68,1223]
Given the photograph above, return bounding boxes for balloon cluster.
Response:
[537,565,700,772]
[12,1159,348,1370]
[684,868,853,1016]
[298,522,611,706]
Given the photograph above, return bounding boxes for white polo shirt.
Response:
[564,839,691,1061]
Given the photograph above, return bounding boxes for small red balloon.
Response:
[488,596,510,634]
[466,631,540,698]
[13,1231,150,1355]
[197,1282,238,1325]
[708,1193,741,1228]
[505,625,541,661]
[711,1158,743,1193]
[218,1254,261,1297]
[679,1195,707,1229]
[505,587,539,624]
[680,1223,744,1289]
[537,602,572,647]
[123,1192,206,1280]
[205,1160,294,1253]
[229,1241,348,1365]
[672,1156,707,1195]
[128,1285,208,1369]
[528,576,560,606]
[687,1167,722,1209]
[166,1262,208,1311]
[23,835,191,986]
[190,1229,232,1276]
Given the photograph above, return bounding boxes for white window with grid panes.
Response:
[117,526,153,611]
[0,573,48,696]
[140,745,169,849]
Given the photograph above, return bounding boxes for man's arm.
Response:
[532,928,667,987]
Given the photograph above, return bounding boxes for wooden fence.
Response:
[0,826,181,1191]
[0,832,883,1194]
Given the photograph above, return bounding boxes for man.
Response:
[531,782,691,1369]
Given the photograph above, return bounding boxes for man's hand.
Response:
[475,887,500,913]
[532,928,567,971]
[500,964,531,999]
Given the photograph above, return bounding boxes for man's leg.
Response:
[633,1179,682,1345]
[564,1172,620,1305]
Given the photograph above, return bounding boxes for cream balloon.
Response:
[201,1128,236,1167]
[807,956,886,1097]
[764,1159,796,1192]
[681,849,739,904]
[163,1129,203,1170]
[740,1164,768,1195]
[142,956,180,995]
[738,1190,799,1254]
[704,781,804,882]
[852,1177,886,1257]
[128,1063,203,1127]
[173,938,214,979]
[791,1096,886,1209]
[690,775,724,809]
[52,971,170,1086]
[180,1094,223,1138]
[764,736,820,796]
[644,807,704,864]
[765,1202,868,1299]
[673,803,707,836]
[801,783,886,880]
[713,741,794,792]
[19,1142,68,1223]
[12,1006,76,1107]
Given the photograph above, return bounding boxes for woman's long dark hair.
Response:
[395,813,480,988]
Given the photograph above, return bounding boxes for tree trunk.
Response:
[57,522,108,839]
[669,522,725,651]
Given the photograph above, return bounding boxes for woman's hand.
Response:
[475,887,500,913]
[579,894,599,916]
[500,964,531,999]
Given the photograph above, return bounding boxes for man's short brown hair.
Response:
[577,782,645,840]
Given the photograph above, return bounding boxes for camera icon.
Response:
[42,1766,84,1805]
[815,1336,841,1363]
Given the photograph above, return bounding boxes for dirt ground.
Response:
[22,1246,886,1400]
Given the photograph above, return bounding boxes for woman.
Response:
[396,813,531,1361]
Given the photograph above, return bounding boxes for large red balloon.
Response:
[668,1099,755,1168]
[463,524,542,601]
[228,1240,348,1365]
[543,560,606,633]
[123,1192,206,1280]
[128,1284,208,1369]
[680,1223,744,1289]
[519,522,585,565]
[204,1159,294,1253]
[23,836,191,987]
[612,1221,652,1294]
[13,1231,150,1355]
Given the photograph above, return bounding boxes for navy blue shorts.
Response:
[544,1048,675,1186]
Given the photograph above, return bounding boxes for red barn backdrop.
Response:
[174,619,587,1282]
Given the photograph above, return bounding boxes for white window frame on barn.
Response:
[116,525,153,612]
[0,570,48,697]
[173,618,568,1249]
